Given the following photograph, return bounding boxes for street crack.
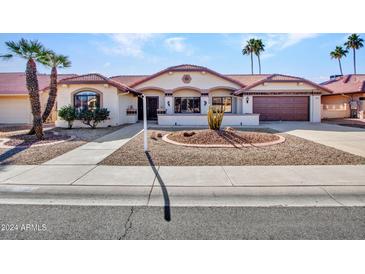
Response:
[119,206,135,240]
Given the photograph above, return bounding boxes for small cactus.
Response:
[207,105,225,130]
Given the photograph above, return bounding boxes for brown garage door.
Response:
[253,96,309,121]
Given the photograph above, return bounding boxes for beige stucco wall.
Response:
[0,92,52,124]
[173,89,201,97]
[134,71,241,90]
[0,95,32,124]
[321,94,351,118]
[251,82,320,91]
[119,93,138,124]
[56,84,120,127]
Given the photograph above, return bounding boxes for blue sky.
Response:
[1,33,364,83]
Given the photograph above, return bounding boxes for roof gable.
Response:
[234,74,332,95]
[129,64,245,88]
[58,73,141,95]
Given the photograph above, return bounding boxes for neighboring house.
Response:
[321,74,365,119]
[1,65,332,126]
[0,73,75,124]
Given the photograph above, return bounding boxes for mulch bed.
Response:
[3,131,70,147]
[167,128,280,145]
[100,128,365,166]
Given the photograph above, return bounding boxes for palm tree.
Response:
[5,39,50,139]
[242,39,256,74]
[253,39,265,74]
[41,52,71,122]
[344,34,364,74]
[330,46,348,75]
[28,52,72,134]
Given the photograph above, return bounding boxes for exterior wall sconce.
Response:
[167,101,170,107]
[204,100,207,106]
[246,96,249,104]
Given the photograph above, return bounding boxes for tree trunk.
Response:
[257,55,261,74]
[26,58,44,139]
[42,66,58,122]
[338,59,343,75]
[250,52,253,75]
[29,66,58,135]
[353,48,356,75]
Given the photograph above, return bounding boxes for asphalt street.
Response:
[0,205,364,239]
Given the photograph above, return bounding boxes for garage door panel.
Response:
[253,96,309,121]
[0,97,31,124]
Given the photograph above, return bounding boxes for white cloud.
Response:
[101,33,157,58]
[103,62,111,68]
[239,33,320,58]
[164,37,194,55]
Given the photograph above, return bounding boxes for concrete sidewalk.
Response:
[43,123,143,165]
[266,122,365,157]
[1,165,365,207]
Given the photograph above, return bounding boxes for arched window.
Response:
[74,91,100,111]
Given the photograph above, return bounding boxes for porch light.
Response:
[204,100,207,106]
[167,101,170,107]
[246,96,249,104]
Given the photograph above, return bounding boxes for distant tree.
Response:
[344,34,364,74]
[253,39,265,74]
[5,39,50,139]
[242,39,256,74]
[330,46,348,75]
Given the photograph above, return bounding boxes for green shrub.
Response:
[58,105,77,129]
[78,108,110,129]
[207,105,225,130]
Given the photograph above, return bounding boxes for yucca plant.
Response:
[207,105,225,130]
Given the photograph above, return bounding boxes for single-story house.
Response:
[321,74,365,119]
[0,72,75,124]
[55,64,331,127]
[0,65,332,126]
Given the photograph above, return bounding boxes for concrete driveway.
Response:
[266,122,365,157]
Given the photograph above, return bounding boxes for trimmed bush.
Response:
[58,105,77,129]
[78,108,110,129]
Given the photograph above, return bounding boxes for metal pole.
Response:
[143,94,148,151]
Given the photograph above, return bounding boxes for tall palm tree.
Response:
[253,39,265,74]
[28,52,72,134]
[242,39,256,74]
[41,52,71,123]
[5,39,50,139]
[344,34,364,74]
[330,46,348,75]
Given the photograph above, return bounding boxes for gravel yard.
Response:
[100,128,365,166]
[0,125,125,165]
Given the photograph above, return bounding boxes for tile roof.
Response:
[234,74,332,95]
[320,74,365,95]
[126,64,246,88]
[110,75,148,86]
[59,73,141,95]
[0,72,76,95]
